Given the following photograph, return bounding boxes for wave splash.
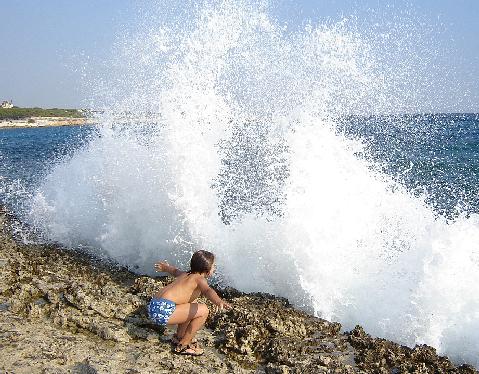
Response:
[26,1,479,366]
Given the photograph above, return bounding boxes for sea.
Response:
[1,114,479,218]
[1,1,478,367]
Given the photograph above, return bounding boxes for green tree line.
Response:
[0,107,84,120]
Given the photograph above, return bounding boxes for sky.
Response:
[0,0,478,112]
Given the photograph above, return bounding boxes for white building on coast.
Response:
[1,100,14,109]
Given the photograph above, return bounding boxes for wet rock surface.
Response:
[0,208,476,373]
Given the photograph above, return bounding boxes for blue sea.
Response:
[1,114,478,218]
[339,113,479,218]
[0,125,96,213]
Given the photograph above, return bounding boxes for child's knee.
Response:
[199,303,209,317]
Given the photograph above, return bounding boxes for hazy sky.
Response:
[0,0,478,111]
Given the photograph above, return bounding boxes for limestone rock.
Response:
[0,208,477,373]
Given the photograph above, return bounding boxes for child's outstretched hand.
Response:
[154,262,184,277]
[217,300,232,311]
[154,261,169,273]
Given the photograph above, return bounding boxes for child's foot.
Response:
[171,334,197,345]
[174,343,204,356]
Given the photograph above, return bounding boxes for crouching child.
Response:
[149,250,231,356]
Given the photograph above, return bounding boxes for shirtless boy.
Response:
[149,250,231,356]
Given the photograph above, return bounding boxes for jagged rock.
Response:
[0,208,477,373]
[72,359,98,374]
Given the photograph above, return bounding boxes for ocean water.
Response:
[2,115,478,220]
[0,125,95,214]
[1,0,478,367]
[338,113,479,218]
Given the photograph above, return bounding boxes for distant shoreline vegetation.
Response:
[0,107,84,120]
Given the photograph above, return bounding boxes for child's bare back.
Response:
[155,272,207,304]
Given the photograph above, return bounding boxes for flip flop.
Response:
[174,343,204,357]
[171,334,197,345]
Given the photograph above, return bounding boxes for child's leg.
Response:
[176,321,189,340]
[178,304,208,346]
[175,290,202,340]
[167,303,209,346]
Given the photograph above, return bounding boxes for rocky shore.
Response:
[0,207,477,373]
[0,117,90,129]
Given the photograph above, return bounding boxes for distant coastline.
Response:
[0,107,93,129]
[0,117,92,129]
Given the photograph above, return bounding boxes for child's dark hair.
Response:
[189,250,215,274]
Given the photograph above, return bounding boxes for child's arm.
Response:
[197,277,232,310]
[154,261,185,277]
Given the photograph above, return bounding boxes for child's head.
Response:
[190,250,215,276]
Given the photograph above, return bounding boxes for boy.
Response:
[149,250,231,356]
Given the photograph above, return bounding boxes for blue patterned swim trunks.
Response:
[148,298,176,326]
